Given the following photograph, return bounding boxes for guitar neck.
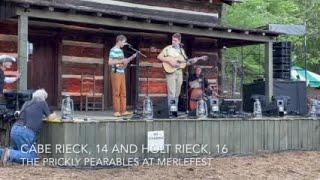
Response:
[185,57,202,65]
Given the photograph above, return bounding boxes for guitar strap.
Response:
[178,46,187,60]
[113,65,118,73]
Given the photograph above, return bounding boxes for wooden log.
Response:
[62,45,104,58]
[62,74,103,80]
[116,0,221,13]
[138,93,167,98]
[62,65,104,76]
[62,40,104,48]
[139,78,166,82]
[139,66,165,78]
[0,41,17,53]
[139,81,167,94]
[140,57,162,64]
[0,34,17,42]
[4,70,18,76]
[62,78,103,93]
[61,91,103,97]
[16,8,275,43]
[0,23,17,35]
[4,84,16,91]
[62,56,103,64]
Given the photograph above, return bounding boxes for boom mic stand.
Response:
[125,44,148,119]
[185,68,189,114]
[126,44,147,58]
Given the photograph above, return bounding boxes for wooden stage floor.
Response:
[54,110,311,121]
[54,111,194,121]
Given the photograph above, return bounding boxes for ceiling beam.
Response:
[16,8,275,42]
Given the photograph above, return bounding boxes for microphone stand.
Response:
[185,68,189,114]
[178,44,189,115]
[125,44,148,118]
[127,45,147,58]
[201,70,206,100]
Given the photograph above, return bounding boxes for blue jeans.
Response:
[0,124,37,164]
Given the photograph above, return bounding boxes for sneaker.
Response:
[1,148,10,166]
[113,112,121,117]
[121,111,133,116]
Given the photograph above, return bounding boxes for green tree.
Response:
[223,0,320,77]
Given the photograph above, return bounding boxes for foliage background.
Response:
[222,0,320,87]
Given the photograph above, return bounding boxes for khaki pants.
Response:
[166,70,183,107]
[111,73,127,113]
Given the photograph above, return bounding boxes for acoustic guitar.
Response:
[163,55,208,73]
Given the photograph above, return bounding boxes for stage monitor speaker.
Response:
[243,80,307,115]
[220,99,242,115]
[153,99,169,119]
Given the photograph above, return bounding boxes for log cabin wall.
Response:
[60,31,105,110]
[0,22,18,92]
[0,22,59,107]
[0,23,222,111]
[138,34,169,105]
[60,32,138,110]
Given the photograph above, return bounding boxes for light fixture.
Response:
[143,97,153,120]
[61,95,74,121]
[253,98,262,119]
[28,42,33,56]
[196,99,208,118]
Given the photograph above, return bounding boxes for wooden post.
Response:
[220,48,226,95]
[103,38,112,109]
[18,14,28,90]
[265,41,273,102]
[57,33,63,108]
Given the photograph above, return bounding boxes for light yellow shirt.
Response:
[159,45,188,61]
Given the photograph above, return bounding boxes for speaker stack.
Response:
[273,42,292,80]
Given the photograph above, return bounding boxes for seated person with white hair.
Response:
[0,89,56,165]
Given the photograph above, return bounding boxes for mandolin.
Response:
[162,55,208,73]
[115,53,137,69]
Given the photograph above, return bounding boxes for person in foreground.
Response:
[0,89,56,166]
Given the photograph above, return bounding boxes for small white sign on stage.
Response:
[147,130,165,152]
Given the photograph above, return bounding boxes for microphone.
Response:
[124,42,132,47]
[179,43,184,47]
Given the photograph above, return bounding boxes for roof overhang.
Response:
[220,0,242,5]
[8,0,220,26]
[4,0,280,47]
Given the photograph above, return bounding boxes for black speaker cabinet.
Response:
[243,80,307,115]
[153,98,169,119]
